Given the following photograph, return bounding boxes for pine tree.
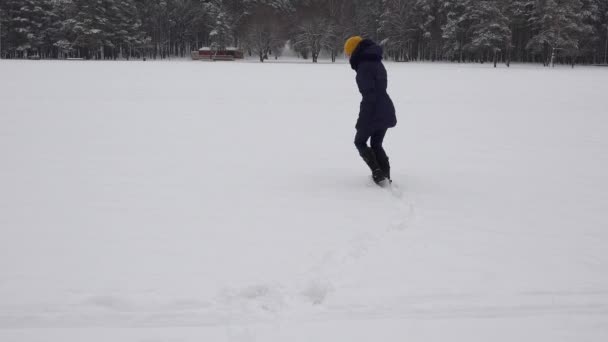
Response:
[413,0,444,61]
[1,0,607,63]
[505,0,535,62]
[578,0,602,64]
[0,2,10,58]
[466,0,511,67]
[166,0,208,57]
[110,0,146,59]
[60,0,113,59]
[0,12,3,58]
[442,0,469,62]
[0,0,54,58]
[526,0,589,66]
[602,0,608,64]
[205,0,236,50]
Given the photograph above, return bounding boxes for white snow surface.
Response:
[1,60,608,341]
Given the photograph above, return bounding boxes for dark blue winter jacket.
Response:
[350,39,397,132]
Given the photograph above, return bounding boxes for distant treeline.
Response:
[1,0,607,65]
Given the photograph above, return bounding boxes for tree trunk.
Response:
[604,31,608,64]
[458,45,462,63]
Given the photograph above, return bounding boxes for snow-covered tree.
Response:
[440,0,512,65]
[111,0,147,59]
[0,11,3,58]
[205,0,248,51]
[465,0,512,67]
[414,0,444,61]
[290,0,351,62]
[1,0,606,63]
[379,0,416,61]
[293,19,334,63]
[0,0,56,58]
[602,1,608,64]
[324,0,352,62]
[442,0,470,62]
[526,0,591,66]
[352,0,382,41]
[378,0,444,61]
[241,0,293,62]
[241,1,279,59]
[577,0,603,64]
[504,0,536,63]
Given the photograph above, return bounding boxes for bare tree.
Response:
[240,0,292,62]
[293,19,333,63]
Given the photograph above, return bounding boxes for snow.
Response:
[1,59,608,341]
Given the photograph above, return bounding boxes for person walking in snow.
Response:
[344,36,397,185]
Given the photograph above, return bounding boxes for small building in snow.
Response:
[191,47,244,61]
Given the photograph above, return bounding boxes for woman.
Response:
[344,36,397,185]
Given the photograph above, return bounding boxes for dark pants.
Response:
[354,128,388,161]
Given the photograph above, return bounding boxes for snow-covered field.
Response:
[1,59,607,341]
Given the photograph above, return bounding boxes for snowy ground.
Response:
[1,59,608,341]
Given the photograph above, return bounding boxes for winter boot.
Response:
[377,155,391,181]
[371,147,391,182]
[360,148,387,184]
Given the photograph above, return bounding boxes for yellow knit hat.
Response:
[344,36,363,57]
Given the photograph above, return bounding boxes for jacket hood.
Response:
[350,39,383,70]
